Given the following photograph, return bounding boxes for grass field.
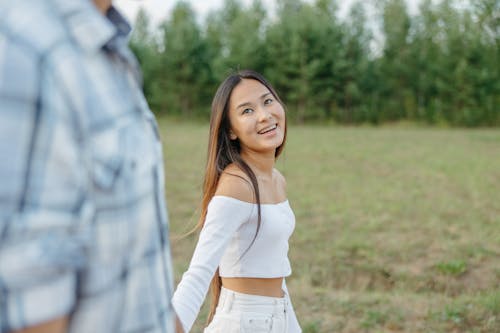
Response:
[159,118,500,333]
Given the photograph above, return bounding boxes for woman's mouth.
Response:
[258,124,278,134]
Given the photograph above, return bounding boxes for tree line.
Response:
[130,0,499,126]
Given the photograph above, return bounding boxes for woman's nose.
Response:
[257,107,272,121]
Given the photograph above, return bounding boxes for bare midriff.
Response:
[221,277,284,297]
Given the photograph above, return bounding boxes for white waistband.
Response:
[217,287,289,315]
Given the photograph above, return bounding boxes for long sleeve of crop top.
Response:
[172,196,254,332]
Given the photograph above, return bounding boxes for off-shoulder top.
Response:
[171,195,300,332]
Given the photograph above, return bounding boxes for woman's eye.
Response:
[264,98,273,105]
[242,108,253,114]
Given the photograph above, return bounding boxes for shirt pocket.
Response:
[89,114,160,197]
[90,127,124,191]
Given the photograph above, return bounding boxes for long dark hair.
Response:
[196,70,287,325]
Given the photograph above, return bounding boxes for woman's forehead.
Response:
[229,79,270,108]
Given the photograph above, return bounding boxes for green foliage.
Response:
[482,290,500,314]
[158,2,211,115]
[130,0,499,126]
[361,310,389,328]
[435,260,468,276]
[302,320,322,333]
[441,304,466,324]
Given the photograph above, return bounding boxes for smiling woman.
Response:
[228,79,286,155]
[171,70,302,333]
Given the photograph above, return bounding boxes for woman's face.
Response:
[227,79,285,155]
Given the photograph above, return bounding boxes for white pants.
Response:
[204,287,299,333]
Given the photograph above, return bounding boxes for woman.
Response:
[172,70,301,333]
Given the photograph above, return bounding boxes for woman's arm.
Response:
[172,196,254,332]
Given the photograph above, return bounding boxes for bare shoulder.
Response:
[215,164,255,203]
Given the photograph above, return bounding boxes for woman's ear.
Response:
[229,130,237,140]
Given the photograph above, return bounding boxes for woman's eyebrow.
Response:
[236,92,272,110]
[236,101,252,110]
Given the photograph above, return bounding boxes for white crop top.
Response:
[172,195,298,332]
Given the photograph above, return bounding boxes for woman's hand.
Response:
[176,314,184,333]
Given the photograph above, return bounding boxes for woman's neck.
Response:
[240,150,275,178]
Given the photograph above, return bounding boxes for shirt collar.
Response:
[51,0,131,53]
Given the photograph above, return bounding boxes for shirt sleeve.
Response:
[0,24,92,331]
[172,196,254,332]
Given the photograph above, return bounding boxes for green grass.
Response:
[435,260,468,276]
[159,118,500,332]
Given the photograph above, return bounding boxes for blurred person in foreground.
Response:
[0,0,182,332]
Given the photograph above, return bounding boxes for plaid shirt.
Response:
[0,1,175,332]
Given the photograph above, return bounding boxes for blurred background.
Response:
[117,0,498,126]
[116,1,499,332]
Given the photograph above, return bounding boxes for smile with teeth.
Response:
[258,124,278,134]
